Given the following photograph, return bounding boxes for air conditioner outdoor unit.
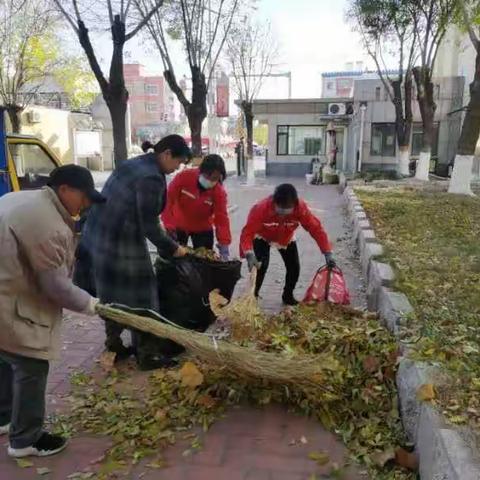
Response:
[27,110,41,123]
[328,103,346,115]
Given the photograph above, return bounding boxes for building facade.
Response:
[124,63,181,144]
[254,75,464,177]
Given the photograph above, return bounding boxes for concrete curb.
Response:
[344,187,480,479]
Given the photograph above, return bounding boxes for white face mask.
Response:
[276,206,294,216]
[199,174,217,189]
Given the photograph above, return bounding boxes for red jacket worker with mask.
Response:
[240,183,336,305]
[162,154,232,259]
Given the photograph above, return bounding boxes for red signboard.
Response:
[216,84,229,117]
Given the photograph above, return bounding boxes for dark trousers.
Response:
[176,229,214,249]
[253,238,300,297]
[0,351,49,448]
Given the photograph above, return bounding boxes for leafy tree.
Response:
[0,0,58,132]
[349,0,417,175]
[136,0,240,157]
[56,57,98,110]
[449,0,480,195]
[226,19,278,159]
[54,0,164,165]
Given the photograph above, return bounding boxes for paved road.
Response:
[0,177,367,480]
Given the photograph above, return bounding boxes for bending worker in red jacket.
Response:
[162,154,232,259]
[240,184,336,305]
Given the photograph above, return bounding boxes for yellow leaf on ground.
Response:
[99,351,116,371]
[416,383,436,401]
[16,459,33,468]
[371,449,395,467]
[179,361,204,388]
[308,451,330,465]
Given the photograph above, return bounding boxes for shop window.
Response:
[371,123,396,156]
[411,123,439,157]
[276,125,325,156]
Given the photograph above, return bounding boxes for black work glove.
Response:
[324,252,337,270]
[245,251,260,272]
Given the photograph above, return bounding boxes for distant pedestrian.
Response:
[235,137,245,176]
[240,184,336,305]
[0,165,103,458]
[75,135,191,371]
[162,154,232,260]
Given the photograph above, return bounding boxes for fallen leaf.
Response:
[395,447,419,471]
[308,451,330,465]
[371,449,395,467]
[16,459,33,468]
[416,383,436,402]
[146,460,166,469]
[362,355,380,373]
[154,409,168,421]
[36,467,52,476]
[196,394,217,408]
[99,351,116,371]
[179,362,204,388]
[300,435,308,444]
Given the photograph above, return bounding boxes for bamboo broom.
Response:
[96,303,333,390]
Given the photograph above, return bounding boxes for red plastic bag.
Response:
[303,266,351,305]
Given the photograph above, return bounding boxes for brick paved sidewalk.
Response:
[0,179,368,480]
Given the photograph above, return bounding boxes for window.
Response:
[145,84,159,95]
[9,143,57,190]
[146,102,159,113]
[277,125,325,156]
[371,123,396,156]
[326,82,334,90]
[375,87,381,101]
[277,126,288,155]
[411,123,439,157]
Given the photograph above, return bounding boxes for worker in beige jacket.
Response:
[0,165,104,458]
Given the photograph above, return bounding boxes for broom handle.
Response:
[249,267,258,297]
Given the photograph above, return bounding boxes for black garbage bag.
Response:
[153,255,242,357]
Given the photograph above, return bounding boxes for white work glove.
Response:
[84,297,100,316]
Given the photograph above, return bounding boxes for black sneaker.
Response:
[137,355,178,371]
[8,432,68,458]
[282,293,299,306]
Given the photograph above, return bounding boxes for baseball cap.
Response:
[48,165,106,204]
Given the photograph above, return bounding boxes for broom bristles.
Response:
[97,304,331,389]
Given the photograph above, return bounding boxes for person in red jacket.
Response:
[162,154,232,259]
[240,183,336,305]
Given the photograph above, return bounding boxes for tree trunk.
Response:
[107,100,128,166]
[242,101,254,159]
[391,77,413,176]
[6,105,22,133]
[449,46,480,195]
[77,17,129,167]
[188,67,208,157]
[413,66,436,181]
[187,112,204,157]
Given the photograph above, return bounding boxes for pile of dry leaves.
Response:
[56,301,417,479]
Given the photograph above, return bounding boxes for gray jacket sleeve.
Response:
[37,267,91,312]
[135,176,179,257]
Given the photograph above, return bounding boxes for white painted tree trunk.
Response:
[415,151,430,181]
[398,148,410,176]
[448,154,475,195]
[246,157,255,185]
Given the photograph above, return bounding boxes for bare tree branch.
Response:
[125,0,163,40]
